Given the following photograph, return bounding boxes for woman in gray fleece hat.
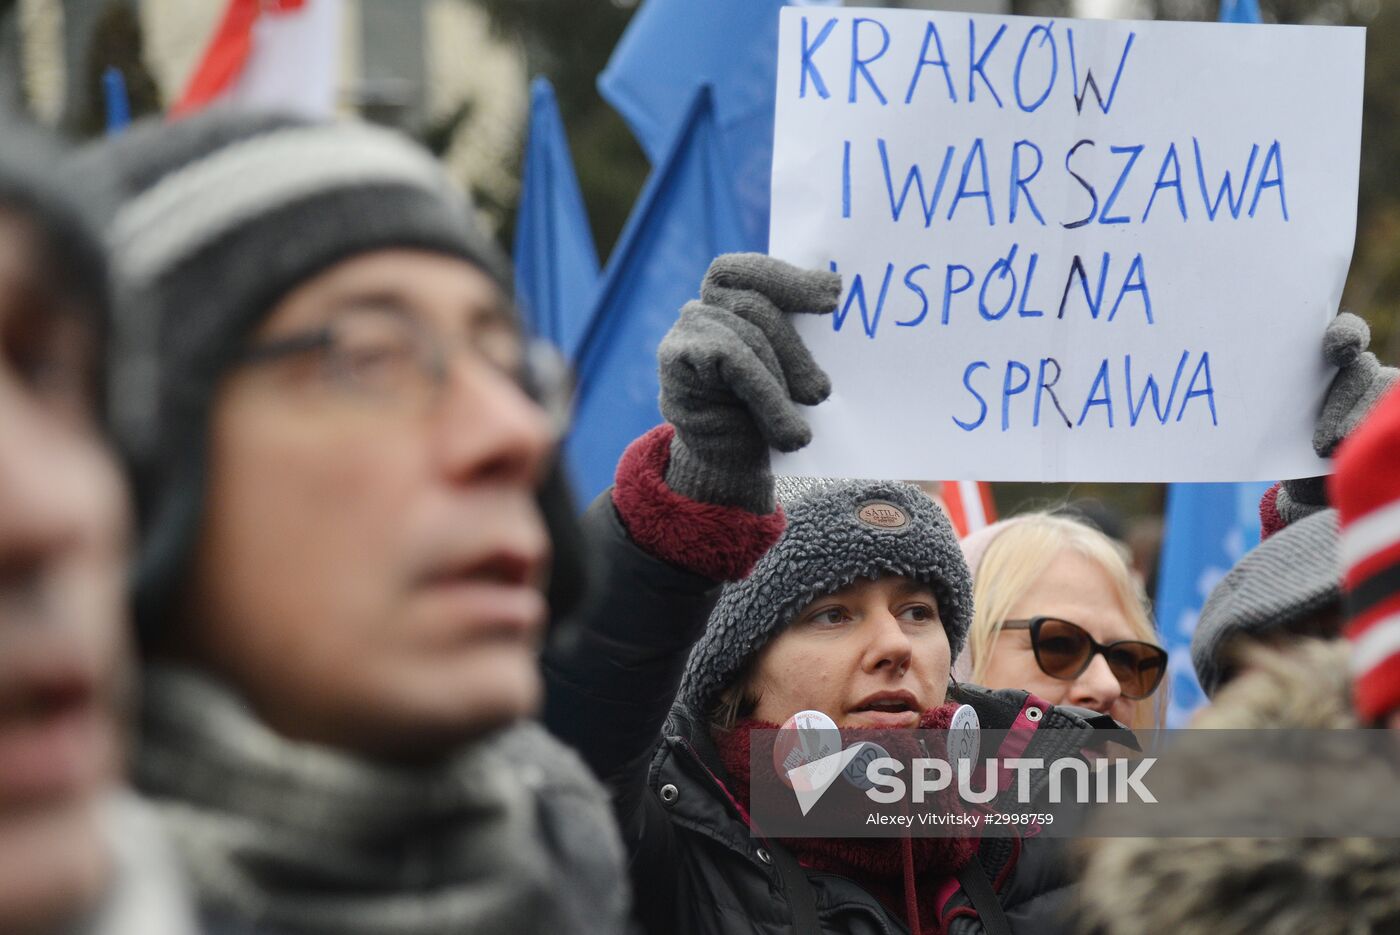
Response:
[546,254,1129,935]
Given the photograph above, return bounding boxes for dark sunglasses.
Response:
[1002,617,1168,700]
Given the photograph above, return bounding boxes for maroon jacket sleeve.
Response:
[611,424,786,582]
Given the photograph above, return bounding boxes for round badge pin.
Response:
[774,709,841,789]
[841,741,890,790]
[946,704,981,766]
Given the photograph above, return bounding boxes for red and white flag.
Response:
[939,480,997,538]
[171,0,342,119]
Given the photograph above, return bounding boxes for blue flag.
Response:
[513,78,601,360]
[1219,0,1261,24]
[1155,482,1272,724]
[103,67,131,135]
[1153,0,1267,727]
[564,87,749,504]
[599,0,837,252]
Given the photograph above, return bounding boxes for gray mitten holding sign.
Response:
[1315,311,1399,457]
[658,253,840,514]
[1278,312,1399,524]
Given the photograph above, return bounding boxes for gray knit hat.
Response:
[1191,508,1341,697]
[677,478,974,718]
[0,120,113,402]
[88,111,510,641]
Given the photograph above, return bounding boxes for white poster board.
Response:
[768,8,1364,482]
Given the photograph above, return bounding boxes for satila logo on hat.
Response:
[856,501,908,530]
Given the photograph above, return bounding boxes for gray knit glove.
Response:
[658,253,840,513]
[1315,311,1398,457]
[1279,312,1398,522]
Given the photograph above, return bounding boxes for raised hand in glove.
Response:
[658,253,840,514]
[1315,312,1398,456]
[1278,312,1399,523]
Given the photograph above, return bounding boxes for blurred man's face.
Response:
[184,250,555,759]
[0,215,130,932]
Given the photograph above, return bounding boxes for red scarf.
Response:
[711,704,978,935]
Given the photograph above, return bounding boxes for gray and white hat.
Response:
[0,120,113,395]
[89,111,509,641]
[1191,507,1342,697]
[677,478,974,718]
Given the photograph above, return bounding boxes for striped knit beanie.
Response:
[1329,382,1400,723]
[91,111,508,641]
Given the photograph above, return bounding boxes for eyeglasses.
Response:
[232,304,573,433]
[1001,617,1168,700]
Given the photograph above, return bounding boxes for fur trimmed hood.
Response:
[1075,641,1400,935]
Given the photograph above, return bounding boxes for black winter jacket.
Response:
[545,496,1124,935]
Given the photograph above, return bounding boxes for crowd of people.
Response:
[2,106,1398,935]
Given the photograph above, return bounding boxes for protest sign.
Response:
[768,9,1364,482]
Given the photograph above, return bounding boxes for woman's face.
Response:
[749,576,950,729]
[979,549,1140,725]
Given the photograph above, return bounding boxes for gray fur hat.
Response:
[677,478,973,718]
[1191,508,1341,697]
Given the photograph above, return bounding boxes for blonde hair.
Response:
[964,514,1168,730]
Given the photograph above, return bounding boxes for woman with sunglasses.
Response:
[958,514,1169,731]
